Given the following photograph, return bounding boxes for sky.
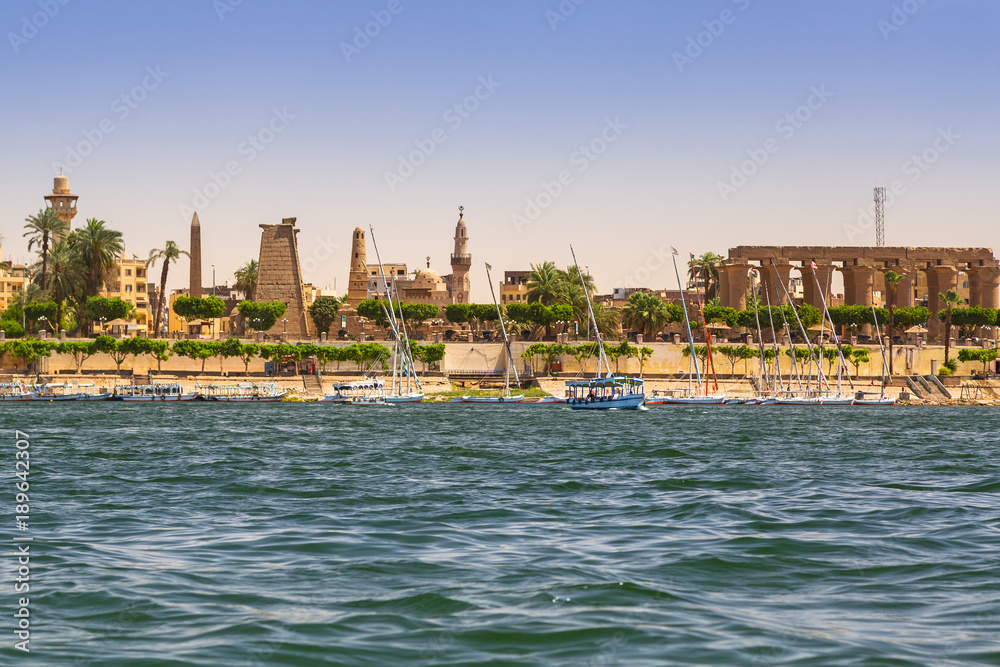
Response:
[1,0,997,302]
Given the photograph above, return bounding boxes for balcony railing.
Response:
[450,253,472,266]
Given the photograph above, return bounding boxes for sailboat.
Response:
[460,262,524,403]
[564,246,645,410]
[369,225,424,403]
[854,304,897,406]
[649,247,725,405]
[772,260,854,405]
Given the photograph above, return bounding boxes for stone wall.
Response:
[254,218,312,337]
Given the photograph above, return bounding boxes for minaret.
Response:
[43,172,79,242]
[450,206,471,304]
[189,213,203,298]
[347,226,368,306]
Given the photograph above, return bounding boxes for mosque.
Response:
[347,207,471,307]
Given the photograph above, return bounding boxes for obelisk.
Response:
[190,213,203,297]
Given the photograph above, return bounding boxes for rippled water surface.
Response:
[2,403,999,665]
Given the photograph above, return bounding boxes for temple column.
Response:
[925,265,958,342]
[760,261,793,307]
[888,268,915,309]
[842,263,875,336]
[718,263,750,310]
[967,265,1000,309]
[800,262,834,310]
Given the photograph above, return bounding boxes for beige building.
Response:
[96,251,150,334]
[500,270,530,306]
[0,245,29,314]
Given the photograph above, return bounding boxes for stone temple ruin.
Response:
[253,217,312,337]
[718,246,1000,340]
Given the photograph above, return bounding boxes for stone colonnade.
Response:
[717,246,1000,341]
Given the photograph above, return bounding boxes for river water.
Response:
[2,403,999,665]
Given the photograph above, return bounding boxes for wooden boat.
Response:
[36,382,81,401]
[200,382,288,402]
[566,246,645,411]
[74,383,112,401]
[320,379,386,403]
[0,382,37,401]
[113,383,198,402]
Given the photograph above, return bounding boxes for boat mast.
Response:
[570,245,611,378]
[748,268,770,394]
[808,261,854,392]
[369,225,421,393]
[671,247,702,390]
[770,260,828,393]
[690,253,719,394]
[486,263,519,397]
[871,304,889,399]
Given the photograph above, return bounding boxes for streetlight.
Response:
[282,318,288,336]
[38,315,48,333]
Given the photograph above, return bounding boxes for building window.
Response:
[126,284,132,292]
[126,269,132,276]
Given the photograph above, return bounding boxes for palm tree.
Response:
[37,241,83,331]
[689,252,722,303]
[882,270,905,375]
[234,259,259,300]
[526,261,565,305]
[620,292,669,339]
[69,218,124,296]
[23,208,66,291]
[938,289,965,364]
[147,241,190,338]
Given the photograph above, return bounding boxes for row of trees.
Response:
[521,341,656,376]
[0,338,448,376]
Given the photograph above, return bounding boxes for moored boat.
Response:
[200,382,288,402]
[0,382,37,401]
[113,383,198,402]
[320,379,386,403]
[36,382,81,401]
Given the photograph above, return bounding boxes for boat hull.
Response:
[853,398,897,406]
[646,394,727,405]
[212,393,288,402]
[77,393,112,401]
[775,397,855,406]
[119,393,199,402]
[460,395,525,403]
[385,393,425,403]
[568,394,645,410]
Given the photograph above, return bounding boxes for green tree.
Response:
[39,241,84,332]
[23,301,58,334]
[69,218,124,297]
[0,320,25,338]
[620,292,669,339]
[308,296,345,337]
[238,300,288,333]
[937,289,965,363]
[94,335,127,372]
[412,342,446,373]
[356,299,389,328]
[526,261,564,305]
[849,348,870,379]
[147,240,190,337]
[87,297,131,332]
[958,348,999,374]
[23,207,67,291]
[234,259,259,300]
[637,345,654,377]
[56,340,97,373]
[173,295,226,321]
[445,303,471,327]
[689,251,723,303]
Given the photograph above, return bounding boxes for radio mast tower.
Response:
[874,187,886,247]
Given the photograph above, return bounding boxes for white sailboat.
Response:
[565,246,645,410]
[461,262,524,403]
[854,304,897,406]
[649,247,725,405]
[370,225,425,403]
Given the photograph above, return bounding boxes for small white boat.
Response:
[320,379,385,403]
[646,392,727,405]
[0,382,37,401]
[201,382,288,402]
[525,395,567,406]
[460,394,525,403]
[385,392,425,404]
[566,376,646,410]
[76,383,112,401]
[114,384,198,402]
[774,394,855,406]
[853,396,897,406]
[345,394,391,406]
[36,382,81,401]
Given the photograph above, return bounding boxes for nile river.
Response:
[2,404,999,665]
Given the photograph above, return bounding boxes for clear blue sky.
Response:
[1,0,997,300]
